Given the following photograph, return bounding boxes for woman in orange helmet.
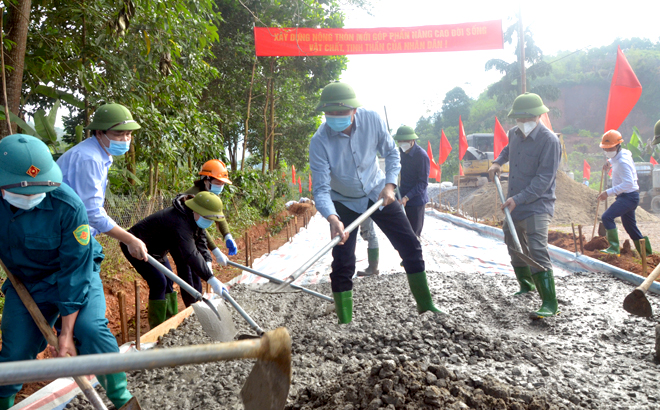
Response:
[598,130,651,257]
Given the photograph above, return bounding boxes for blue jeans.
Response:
[601,191,643,240]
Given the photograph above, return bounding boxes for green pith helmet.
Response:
[393,125,419,141]
[315,82,361,112]
[0,134,62,195]
[507,93,549,119]
[86,103,141,131]
[185,191,224,221]
[652,120,660,146]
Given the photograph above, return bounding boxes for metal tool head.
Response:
[508,247,546,271]
[623,288,653,317]
[191,298,237,342]
[240,328,292,410]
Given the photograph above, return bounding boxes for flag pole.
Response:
[456,165,461,212]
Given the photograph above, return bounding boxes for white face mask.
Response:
[399,142,413,152]
[605,150,618,159]
[518,120,538,137]
[2,190,46,210]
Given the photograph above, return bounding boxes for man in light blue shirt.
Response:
[57,104,148,261]
[309,82,440,324]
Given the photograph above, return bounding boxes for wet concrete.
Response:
[65,265,660,409]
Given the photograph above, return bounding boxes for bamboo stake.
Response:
[456,174,462,211]
[591,170,606,240]
[134,280,141,350]
[641,238,648,276]
[0,8,11,133]
[248,235,253,268]
[245,233,249,267]
[267,234,271,254]
[118,292,127,345]
[571,223,578,254]
[578,225,585,254]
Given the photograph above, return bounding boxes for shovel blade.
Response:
[192,299,237,342]
[241,359,291,410]
[509,248,545,271]
[623,288,653,317]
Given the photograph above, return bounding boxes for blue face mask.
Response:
[195,215,214,229]
[325,114,353,132]
[209,183,224,194]
[103,133,131,156]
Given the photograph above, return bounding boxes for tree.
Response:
[440,87,472,126]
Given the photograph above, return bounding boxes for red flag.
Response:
[651,157,658,165]
[438,130,452,164]
[608,168,612,177]
[298,176,302,193]
[426,140,439,180]
[604,46,642,132]
[493,117,508,159]
[539,113,553,131]
[458,116,467,160]
[308,174,312,191]
[583,160,591,181]
[459,163,464,176]
[292,165,296,184]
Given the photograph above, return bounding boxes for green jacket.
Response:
[183,185,230,251]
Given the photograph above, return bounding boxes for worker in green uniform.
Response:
[0,135,139,410]
[178,159,237,308]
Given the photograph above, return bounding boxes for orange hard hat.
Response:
[199,159,232,184]
[600,130,624,149]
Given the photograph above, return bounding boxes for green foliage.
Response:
[225,169,296,218]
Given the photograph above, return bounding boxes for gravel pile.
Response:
[65,267,660,410]
[426,183,480,210]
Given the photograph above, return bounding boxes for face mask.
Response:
[605,150,618,159]
[325,114,353,132]
[399,142,413,152]
[103,133,131,156]
[3,190,46,210]
[518,121,538,137]
[209,183,224,194]
[195,215,214,229]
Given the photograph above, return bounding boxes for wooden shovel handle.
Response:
[637,262,660,294]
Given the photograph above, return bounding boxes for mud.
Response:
[65,265,660,410]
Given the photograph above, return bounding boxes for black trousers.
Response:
[331,200,424,292]
[179,265,203,308]
[404,205,425,237]
[121,244,174,300]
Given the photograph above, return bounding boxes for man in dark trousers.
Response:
[488,93,561,319]
[393,125,430,237]
[309,82,441,324]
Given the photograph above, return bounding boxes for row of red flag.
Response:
[287,165,312,193]
[583,156,657,181]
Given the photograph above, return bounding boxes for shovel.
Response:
[623,263,660,317]
[276,198,385,290]
[494,176,545,271]
[0,257,108,410]
[0,327,292,410]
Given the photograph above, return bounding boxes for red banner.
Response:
[255,21,503,56]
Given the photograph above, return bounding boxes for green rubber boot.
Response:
[531,270,558,318]
[96,373,133,409]
[406,271,442,314]
[147,299,167,329]
[165,292,178,319]
[357,248,379,277]
[0,394,16,410]
[332,291,353,324]
[513,266,536,296]
[633,236,653,256]
[599,228,620,256]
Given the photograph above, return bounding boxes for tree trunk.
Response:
[1,0,32,137]
[82,5,91,140]
[241,57,257,171]
[268,93,276,171]
[148,162,154,196]
[153,161,159,196]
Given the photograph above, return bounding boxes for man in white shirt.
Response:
[597,130,651,256]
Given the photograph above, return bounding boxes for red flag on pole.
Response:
[438,130,452,164]
[604,46,642,132]
[298,176,302,193]
[608,168,612,177]
[493,117,508,159]
[651,157,658,165]
[292,165,296,184]
[539,113,553,131]
[583,160,591,181]
[458,116,468,160]
[426,141,439,180]
[459,163,464,176]
[308,174,312,191]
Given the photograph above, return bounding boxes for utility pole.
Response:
[518,7,526,94]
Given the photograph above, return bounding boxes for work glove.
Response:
[207,277,228,296]
[488,162,502,182]
[224,233,238,256]
[212,248,228,266]
[206,261,214,274]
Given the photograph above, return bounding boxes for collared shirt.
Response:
[494,123,561,221]
[0,183,101,316]
[606,148,638,196]
[399,142,430,207]
[57,136,116,236]
[309,108,400,218]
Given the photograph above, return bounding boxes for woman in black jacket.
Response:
[121,192,229,329]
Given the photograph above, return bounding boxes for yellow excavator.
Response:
[455,133,510,187]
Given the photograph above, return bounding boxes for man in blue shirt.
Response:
[309,82,441,324]
[0,135,139,410]
[57,103,148,261]
[393,125,430,237]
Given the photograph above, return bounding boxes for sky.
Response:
[340,0,660,130]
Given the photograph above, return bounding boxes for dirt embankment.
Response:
[462,171,658,226]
